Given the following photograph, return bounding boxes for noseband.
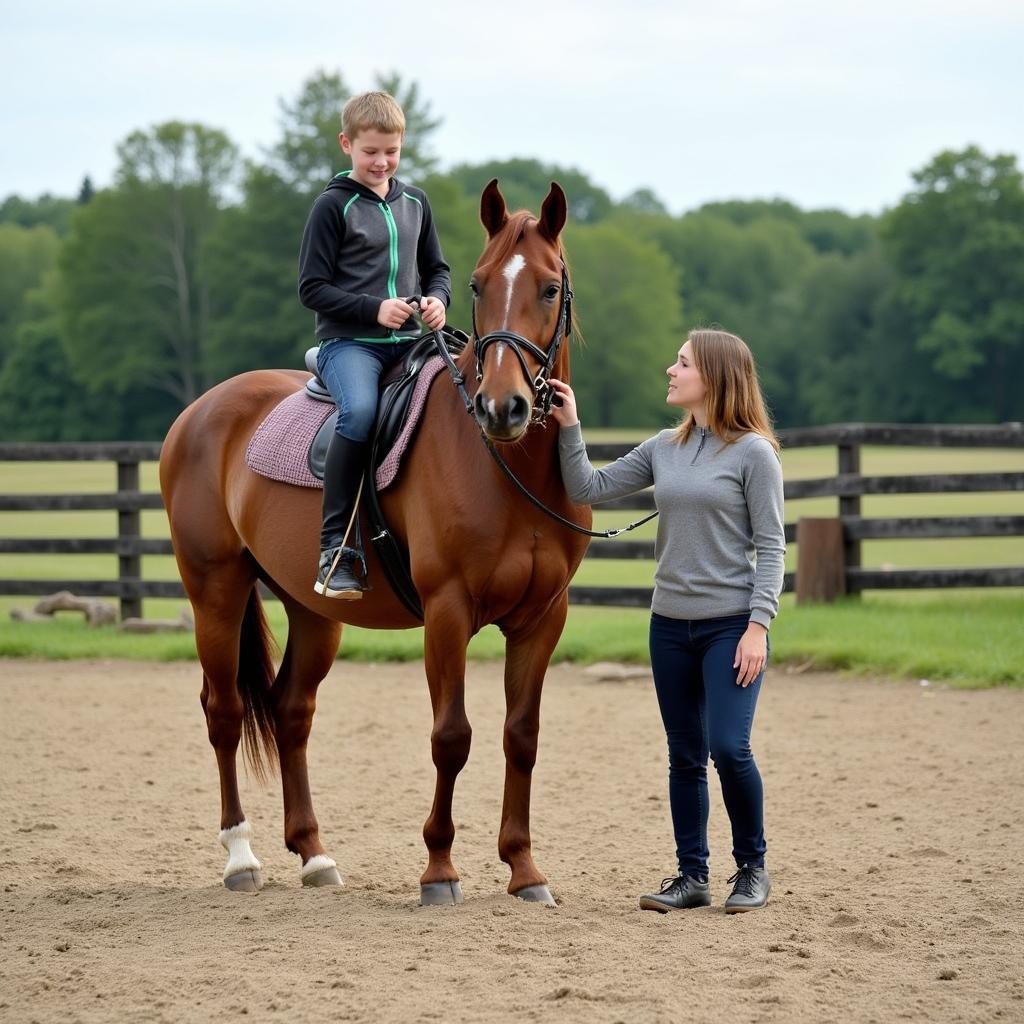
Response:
[471,262,573,423]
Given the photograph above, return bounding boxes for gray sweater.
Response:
[558,423,786,628]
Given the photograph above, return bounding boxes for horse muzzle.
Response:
[473,389,532,442]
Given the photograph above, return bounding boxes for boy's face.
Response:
[339,129,402,192]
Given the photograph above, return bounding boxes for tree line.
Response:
[1,70,1021,441]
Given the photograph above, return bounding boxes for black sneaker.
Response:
[639,874,711,912]
[724,864,771,913]
[314,545,366,599]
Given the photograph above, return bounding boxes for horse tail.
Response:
[238,585,279,783]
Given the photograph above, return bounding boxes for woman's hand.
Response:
[734,623,768,687]
[547,378,579,427]
[419,295,446,331]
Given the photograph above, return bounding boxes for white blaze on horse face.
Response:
[496,253,528,369]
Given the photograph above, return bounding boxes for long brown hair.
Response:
[673,329,780,453]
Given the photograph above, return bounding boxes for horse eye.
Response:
[469,280,480,296]
[545,285,560,299]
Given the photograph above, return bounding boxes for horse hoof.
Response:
[512,883,556,906]
[224,869,263,893]
[302,865,343,887]
[420,881,464,906]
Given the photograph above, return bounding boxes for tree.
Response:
[563,222,684,427]
[0,271,134,440]
[880,146,1024,421]
[697,198,876,256]
[59,122,239,410]
[625,210,818,425]
[202,164,314,381]
[0,222,59,367]
[789,248,892,424]
[0,193,75,235]
[620,187,669,216]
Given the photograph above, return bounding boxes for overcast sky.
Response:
[3,0,1022,215]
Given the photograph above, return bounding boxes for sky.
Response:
[2,0,1023,216]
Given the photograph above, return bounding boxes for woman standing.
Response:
[550,329,785,913]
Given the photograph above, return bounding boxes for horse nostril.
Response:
[474,393,489,422]
[508,394,530,427]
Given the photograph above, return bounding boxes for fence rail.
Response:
[2,422,1022,619]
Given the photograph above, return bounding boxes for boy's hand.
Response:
[419,295,446,331]
[378,297,416,330]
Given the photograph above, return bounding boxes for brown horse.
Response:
[159,180,591,905]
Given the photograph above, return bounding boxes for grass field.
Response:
[1,441,1022,687]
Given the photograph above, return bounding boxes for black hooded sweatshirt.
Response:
[297,171,452,342]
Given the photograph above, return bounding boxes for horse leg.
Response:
[272,596,343,886]
[419,589,474,906]
[191,557,273,893]
[498,596,568,906]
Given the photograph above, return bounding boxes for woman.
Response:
[550,329,785,913]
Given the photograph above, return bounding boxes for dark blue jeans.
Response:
[648,611,768,878]
[317,338,416,442]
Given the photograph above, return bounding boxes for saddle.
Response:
[304,331,465,484]
[305,329,469,621]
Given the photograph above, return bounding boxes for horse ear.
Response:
[480,178,509,237]
[538,182,567,242]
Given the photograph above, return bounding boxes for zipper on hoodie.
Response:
[378,202,399,299]
[378,200,408,342]
[690,427,708,465]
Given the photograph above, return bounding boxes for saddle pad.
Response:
[244,356,445,491]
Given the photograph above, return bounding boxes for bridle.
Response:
[427,258,658,540]
[471,261,573,424]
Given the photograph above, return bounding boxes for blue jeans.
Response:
[648,611,768,877]
[316,338,416,442]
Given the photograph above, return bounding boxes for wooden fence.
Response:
[1,423,1023,620]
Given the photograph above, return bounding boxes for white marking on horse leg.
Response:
[501,253,526,325]
[301,854,341,880]
[219,819,261,881]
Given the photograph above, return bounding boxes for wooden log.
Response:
[30,590,117,627]
[796,518,847,604]
[119,607,194,634]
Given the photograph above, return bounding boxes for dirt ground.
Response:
[1,656,1023,1024]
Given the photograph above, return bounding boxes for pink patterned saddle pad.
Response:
[245,356,445,491]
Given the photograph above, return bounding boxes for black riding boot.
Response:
[314,434,370,599]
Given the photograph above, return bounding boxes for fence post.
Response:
[117,459,142,621]
[837,440,861,597]
[795,518,846,603]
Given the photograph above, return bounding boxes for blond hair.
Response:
[341,91,405,138]
[674,329,780,453]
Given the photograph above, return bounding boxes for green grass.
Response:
[2,595,1021,690]
[1,444,1022,687]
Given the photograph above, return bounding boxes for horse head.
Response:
[470,179,571,442]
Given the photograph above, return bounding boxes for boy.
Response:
[298,91,451,599]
